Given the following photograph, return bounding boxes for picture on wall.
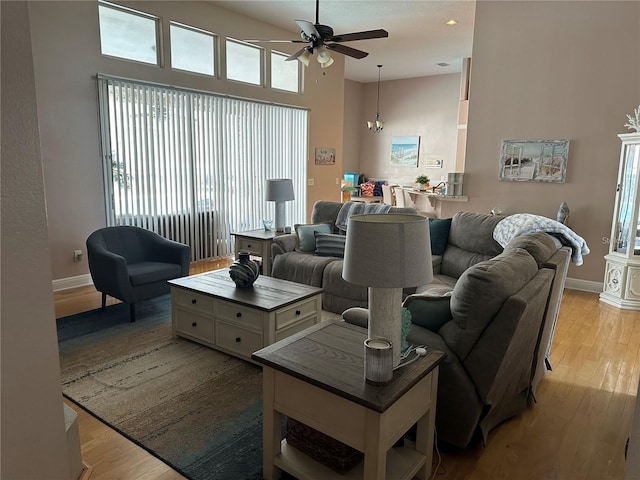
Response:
[390,136,420,167]
[499,139,569,183]
[314,147,336,165]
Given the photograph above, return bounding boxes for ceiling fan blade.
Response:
[330,29,389,43]
[244,39,307,43]
[295,19,320,39]
[326,43,369,59]
[285,47,309,62]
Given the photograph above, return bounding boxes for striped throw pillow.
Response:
[314,232,346,258]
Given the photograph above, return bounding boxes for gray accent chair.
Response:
[86,226,190,322]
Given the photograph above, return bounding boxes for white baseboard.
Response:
[565,277,602,293]
[53,274,94,292]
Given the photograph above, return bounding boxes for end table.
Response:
[232,229,280,276]
[252,320,444,480]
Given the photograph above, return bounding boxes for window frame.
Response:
[98,0,162,67]
[270,50,301,94]
[169,21,217,78]
[225,37,264,87]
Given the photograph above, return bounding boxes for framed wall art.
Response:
[314,147,335,165]
[390,136,420,167]
[499,139,569,183]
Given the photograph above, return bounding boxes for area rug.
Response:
[57,295,341,479]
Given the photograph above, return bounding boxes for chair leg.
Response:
[101,292,107,310]
[130,303,136,322]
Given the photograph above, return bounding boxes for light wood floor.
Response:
[56,268,638,480]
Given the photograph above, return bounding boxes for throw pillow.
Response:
[429,217,452,256]
[295,222,332,252]
[403,292,452,332]
[314,232,346,258]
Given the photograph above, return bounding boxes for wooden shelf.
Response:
[275,440,426,480]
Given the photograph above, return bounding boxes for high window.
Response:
[97,76,308,261]
[226,38,262,85]
[271,51,300,93]
[170,22,216,76]
[98,1,160,66]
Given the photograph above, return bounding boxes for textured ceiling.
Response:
[210,0,476,83]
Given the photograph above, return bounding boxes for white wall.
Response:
[459,0,640,285]
[1,2,71,478]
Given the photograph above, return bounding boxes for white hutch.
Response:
[601,133,640,309]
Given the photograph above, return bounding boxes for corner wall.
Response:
[460,0,640,285]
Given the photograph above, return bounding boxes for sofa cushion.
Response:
[128,261,183,286]
[295,222,332,252]
[440,248,539,360]
[504,232,559,266]
[429,218,452,256]
[335,202,393,233]
[403,292,452,332]
[314,232,346,258]
[272,251,338,287]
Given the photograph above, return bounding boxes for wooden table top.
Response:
[168,269,322,312]
[252,320,444,412]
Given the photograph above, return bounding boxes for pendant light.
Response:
[367,65,384,132]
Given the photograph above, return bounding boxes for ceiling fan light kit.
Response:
[368,65,384,133]
[245,0,388,70]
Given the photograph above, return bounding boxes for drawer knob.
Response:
[236,312,242,318]
[295,309,301,315]
[235,337,242,343]
[247,244,252,249]
[191,299,197,304]
[191,322,197,327]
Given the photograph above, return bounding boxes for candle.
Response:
[366,339,391,349]
[364,338,393,385]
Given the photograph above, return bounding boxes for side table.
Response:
[252,320,444,480]
[232,229,280,276]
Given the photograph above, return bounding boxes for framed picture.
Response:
[424,159,443,168]
[499,139,569,183]
[391,136,420,167]
[314,147,335,165]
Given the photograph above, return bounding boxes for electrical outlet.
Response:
[74,249,83,261]
[307,178,315,186]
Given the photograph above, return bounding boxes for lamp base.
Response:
[274,201,286,232]
[367,287,403,366]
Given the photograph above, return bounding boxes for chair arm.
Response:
[87,246,130,296]
[272,233,298,257]
[146,234,191,275]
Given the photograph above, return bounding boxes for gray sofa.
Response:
[271,200,416,314]
[345,229,571,448]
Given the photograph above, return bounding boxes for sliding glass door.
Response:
[97,75,308,261]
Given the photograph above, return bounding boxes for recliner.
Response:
[86,226,190,321]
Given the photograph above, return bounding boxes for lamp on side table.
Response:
[265,178,295,232]
[342,213,432,367]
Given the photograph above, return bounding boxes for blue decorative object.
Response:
[401,307,412,352]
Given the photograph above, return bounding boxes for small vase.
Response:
[229,251,260,288]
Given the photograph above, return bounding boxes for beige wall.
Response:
[1,2,72,478]
[343,79,363,174]
[457,0,640,286]
[28,0,344,282]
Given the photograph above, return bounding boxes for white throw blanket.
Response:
[493,213,590,266]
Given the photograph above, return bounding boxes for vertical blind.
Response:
[97,75,308,261]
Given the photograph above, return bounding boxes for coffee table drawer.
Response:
[276,297,318,330]
[175,289,215,314]
[217,321,263,358]
[176,309,214,343]
[218,301,263,327]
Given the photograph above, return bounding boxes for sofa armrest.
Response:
[272,233,298,258]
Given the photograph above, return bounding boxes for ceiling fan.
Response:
[245,0,388,68]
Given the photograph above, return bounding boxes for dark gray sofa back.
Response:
[440,211,504,279]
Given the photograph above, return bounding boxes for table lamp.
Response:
[265,179,295,232]
[343,213,432,366]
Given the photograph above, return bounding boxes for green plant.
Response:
[416,174,430,184]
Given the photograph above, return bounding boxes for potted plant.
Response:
[415,174,430,191]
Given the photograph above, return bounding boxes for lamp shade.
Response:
[265,179,295,202]
[343,214,432,288]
